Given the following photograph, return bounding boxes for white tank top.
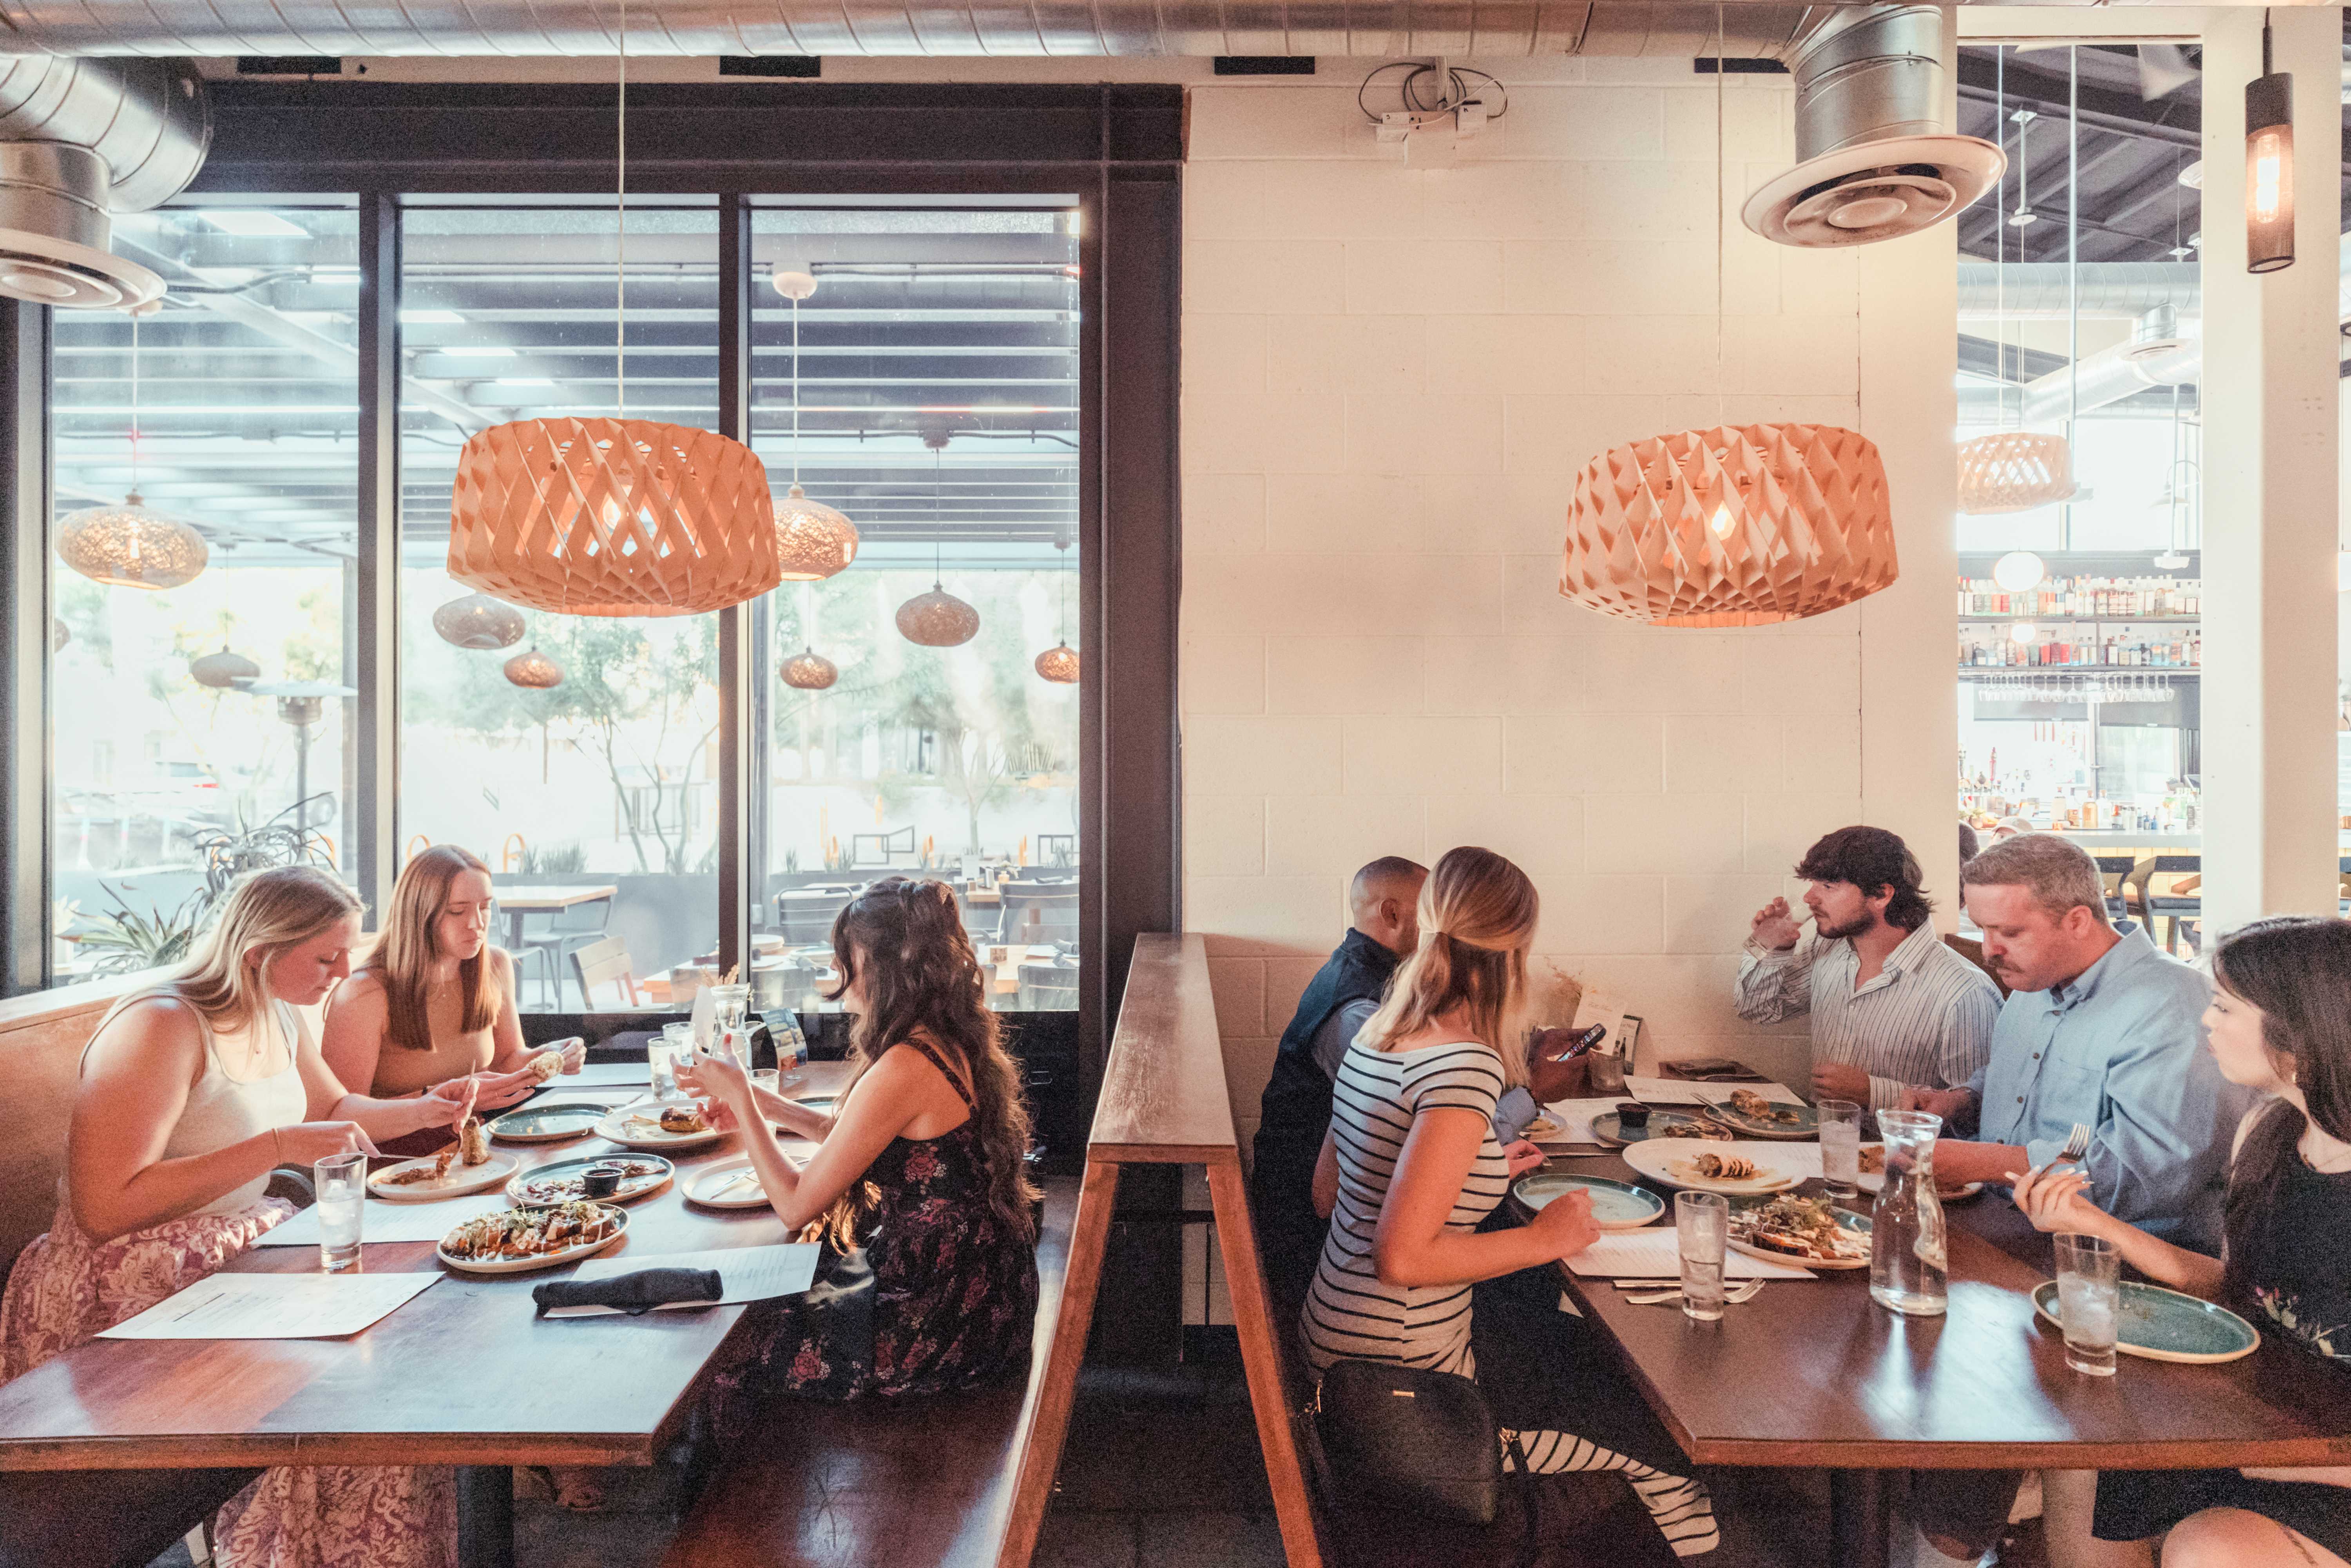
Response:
[83,987,310,1218]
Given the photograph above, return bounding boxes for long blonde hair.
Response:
[366,845,496,1052]
[1358,846,1538,1084]
[172,865,364,1029]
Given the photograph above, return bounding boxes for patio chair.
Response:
[515,895,611,1009]
[570,935,641,1010]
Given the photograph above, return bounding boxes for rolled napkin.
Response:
[532,1267,724,1317]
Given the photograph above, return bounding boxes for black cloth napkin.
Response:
[532,1267,723,1316]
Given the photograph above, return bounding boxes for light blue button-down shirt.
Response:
[1966,922,2255,1254]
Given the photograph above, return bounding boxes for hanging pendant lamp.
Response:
[898,435,979,648]
[504,646,564,690]
[58,310,208,591]
[445,9,778,619]
[1957,61,2074,516]
[782,648,839,690]
[1034,530,1078,684]
[432,591,527,650]
[1564,8,1898,628]
[770,263,859,581]
[189,645,260,690]
[50,618,69,653]
[2246,10,2295,275]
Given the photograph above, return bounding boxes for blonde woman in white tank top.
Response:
[0,867,478,1568]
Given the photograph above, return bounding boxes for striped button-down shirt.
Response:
[1733,922,2000,1111]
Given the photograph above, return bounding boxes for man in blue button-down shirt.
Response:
[1904,832,2251,1252]
[1902,833,2257,1566]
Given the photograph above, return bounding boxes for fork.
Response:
[1624,1280,1766,1307]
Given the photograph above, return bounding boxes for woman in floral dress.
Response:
[0,865,478,1567]
[2010,916,2351,1568]
[682,877,1040,1417]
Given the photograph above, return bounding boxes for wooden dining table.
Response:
[1540,1148,2351,1568]
[0,1059,852,1568]
[491,883,621,955]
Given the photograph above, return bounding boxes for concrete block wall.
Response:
[1179,60,1933,1155]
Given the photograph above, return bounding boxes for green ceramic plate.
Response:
[1590,1110,1728,1148]
[486,1102,609,1143]
[2030,1279,2261,1364]
[1697,1095,1819,1141]
[1511,1172,1665,1231]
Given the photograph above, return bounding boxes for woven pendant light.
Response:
[1561,422,1897,627]
[189,645,259,690]
[444,13,777,619]
[782,648,839,690]
[432,592,526,650]
[504,646,564,690]
[57,313,206,591]
[1034,643,1080,684]
[1955,431,2075,514]
[770,263,859,581]
[898,435,978,647]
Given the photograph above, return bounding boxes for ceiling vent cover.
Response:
[1742,5,2002,248]
[0,58,211,310]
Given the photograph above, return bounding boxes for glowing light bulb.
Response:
[2010,621,2038,645]
[1992,550,2047,594]
[2251,129,2285,221]
[1709,503,1736,540]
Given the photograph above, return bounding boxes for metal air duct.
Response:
[2017,307,2199,426]
[1742,4,2002,248]
[0,56,209,309]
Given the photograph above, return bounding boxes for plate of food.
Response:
[437,1201,627,1275]
[506,1154,674,1207]
[1697,1088,1819,1141]
[487,1102,610,1143]
[1621,1138,1801,1194]
[597,1102,727,1150]
[682,1149,812,1209]
[1854,1144,1985,1202]
[1590,1108,1730,1148]
[1730,1193,1872,1269]
[1510,1172,1665,1230]
[368,1144,518,1201]
[1521,1112,1563,1140]
[2030,1279,2260,1364]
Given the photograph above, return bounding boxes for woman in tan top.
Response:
[321,845,583,1115]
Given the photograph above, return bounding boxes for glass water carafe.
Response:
[708,982,752,1060]
[1869,1109,1949,1316]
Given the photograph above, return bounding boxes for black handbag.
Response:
[1311,1358,1504,1526]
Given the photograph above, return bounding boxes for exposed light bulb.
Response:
[1708,503,1736,540]
[1992,550,2047,594]
[2251,129,2286,221]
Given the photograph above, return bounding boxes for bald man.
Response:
[1249,856,1427,1323]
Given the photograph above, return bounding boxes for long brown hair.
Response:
[368,845,497,1052]
[1359,846,1539,1084]
[173,865,363,1028]
[2211,917,2351,1304]
[825,877,1038,1242]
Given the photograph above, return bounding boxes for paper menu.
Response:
[100,1272,438,1340]
[1625,1076,1804,1108]
[1564,1230,1813,1281]
[255,1193,509,1248]
[539,1243,822,1318]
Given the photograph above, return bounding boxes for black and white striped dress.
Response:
[1303,1036,1719,1557]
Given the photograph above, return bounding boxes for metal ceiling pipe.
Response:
[0,0,1817,56]
[2018,310,2199,426]
[1956,263,2198,320]
[0,55,208,307]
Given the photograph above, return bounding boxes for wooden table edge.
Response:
[1681,1435,2351,1471]
[0,1432,663,1472]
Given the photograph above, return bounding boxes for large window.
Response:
[1954,44,2206,944]
[50,203,358,984]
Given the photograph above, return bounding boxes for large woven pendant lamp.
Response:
[1957,55,2074,515]
[897,434,980,648]
[782,648,839,690]
[445,5,778,618]
[1560,7,1898,628]
[432,592,526,650]
[1034,530,1078,684]
[57,308,208,592]
[770,262,859,581]
[504,646,564,690]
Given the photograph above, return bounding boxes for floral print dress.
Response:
[713,1036,1039,1421]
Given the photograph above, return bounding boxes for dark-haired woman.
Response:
[2009,916,2351,1568]
[681,876,1039,1413]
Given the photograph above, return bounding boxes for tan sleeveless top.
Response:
[341,955,507,1097]
[81,987,309,1218]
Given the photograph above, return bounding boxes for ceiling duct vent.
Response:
[0,57,210,310]
[1742,4,2002,248]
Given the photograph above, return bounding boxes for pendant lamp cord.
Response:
[1713,0,1724,427]
[615,0,627,418]
[792,294,802,487]
[127,308,140,494]
[1996,48,2009,430]
[933,444,944,590]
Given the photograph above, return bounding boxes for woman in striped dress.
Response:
[1303,846,1719,1557]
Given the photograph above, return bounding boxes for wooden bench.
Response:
[658,1176,1078,1568]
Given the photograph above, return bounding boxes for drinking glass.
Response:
[2053,1232,2121,1376]
[708,983,752,1061]
[314,1150,366,1273]
[1675,1190,1729,1322]
[654,1021,690,1099]
[1869,1109,1949,1316]
[1817,1099,1863,1198]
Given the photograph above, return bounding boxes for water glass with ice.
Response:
[654,1021,691,1098]
[2053,1232,2120,1376]
[1676,1190,1729,1322]
[314,1150,366,1273]
[1817,1099,1863,1198]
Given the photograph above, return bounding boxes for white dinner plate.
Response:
[595,1106,728,1151]
[436,1203,628,1275]
[1620,1137,1804,1194]
[366,1150,518,1202]
[682,1149,812,1209]
[1853,1145,1985,1202]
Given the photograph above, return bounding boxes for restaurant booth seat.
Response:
[657,1175,1078,1568]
